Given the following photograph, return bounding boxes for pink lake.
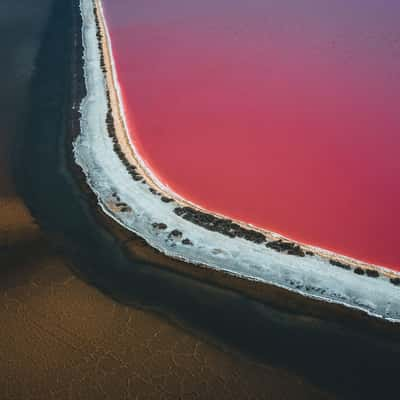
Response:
[102,0,400,270]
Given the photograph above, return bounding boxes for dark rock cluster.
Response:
[114,201,131,212]
[331,260,381,279]
[152,224,194,245]
[366,269,379,278]
[390,277,400,286]
[354,267,365,275]
[93,9,106,74]
[266,240,305,257]
[149,188,160,196]
[111,192,120,201]
[161,196,173,203]
[168,229,183,239]
[152,222,167,230]
[174,207,266,244]
[105,94,143,182]
[329,259,352,270]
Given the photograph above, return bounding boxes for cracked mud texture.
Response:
[1,254,331,400]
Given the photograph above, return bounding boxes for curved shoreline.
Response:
[75,0,400,321]
[93,0,398,276]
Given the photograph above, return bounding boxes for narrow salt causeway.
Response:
[74,0,400,321]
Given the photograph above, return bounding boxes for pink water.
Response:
[102,0,400,270]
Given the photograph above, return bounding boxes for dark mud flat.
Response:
[10,0,400,398]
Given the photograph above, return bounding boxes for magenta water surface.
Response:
[102,0,400,270]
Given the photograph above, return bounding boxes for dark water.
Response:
[3,0,400,398]
[0,0,51,195]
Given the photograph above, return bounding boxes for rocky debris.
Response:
[354,267,365,275]
[161,196,173,203]
[152,222,167,230]
[266,240,305,257]
[149,188,159,195]
[174,208,186,217]
[306,250,314,256]
[111,192,120,201]
[128,165,137,173]
[169,229,183,239]
[366,269,379,278]
[182,238,193,246]
[390,277,400,286]
[113,201,131,213]
[288,248,305,257]
[173,207,265,244]
[329,259,352,270]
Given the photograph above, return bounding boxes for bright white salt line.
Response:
[75,0,400,322]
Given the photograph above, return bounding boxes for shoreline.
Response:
[74,0,400,321]
[93,0,397,277]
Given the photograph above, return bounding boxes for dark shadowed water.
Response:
[0,0,51,195]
